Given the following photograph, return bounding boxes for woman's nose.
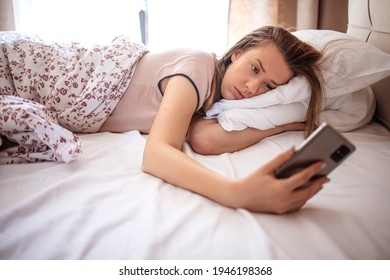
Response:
[245,78,264,97]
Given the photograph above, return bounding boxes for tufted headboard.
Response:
[346,0,390,129]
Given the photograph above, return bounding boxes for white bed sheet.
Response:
[1,122,389,259]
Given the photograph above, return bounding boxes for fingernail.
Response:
[320,162,327,170]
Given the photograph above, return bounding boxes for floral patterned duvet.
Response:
[0,32,147,164]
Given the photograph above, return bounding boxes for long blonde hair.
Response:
[202,26,324,138]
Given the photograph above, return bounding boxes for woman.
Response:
[99,26,329,214]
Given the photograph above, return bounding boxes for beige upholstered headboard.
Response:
[346,0,390,129]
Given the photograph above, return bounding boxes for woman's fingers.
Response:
[285,177,328,213]
[284,161,325,190]
[244,149,328,214]
[275,161,328,213]
[261,147,295,174]
[263,148,325,189]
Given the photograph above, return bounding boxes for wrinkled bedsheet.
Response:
[1,123,389,259]
[0,32,147,164]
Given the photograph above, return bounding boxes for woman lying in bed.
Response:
[99,26,329,214]
[1,26,328,213]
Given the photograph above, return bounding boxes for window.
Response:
[13,0,143,46]
[12,0,229,54]
[147,0,229,55]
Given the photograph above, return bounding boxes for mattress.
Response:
[1,122,389,259]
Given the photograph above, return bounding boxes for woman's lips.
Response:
[234,87,245,99]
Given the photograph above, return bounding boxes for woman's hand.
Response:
[227,148,328,214]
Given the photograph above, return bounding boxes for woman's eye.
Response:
[264,82,274,91]
[251,64,259,74]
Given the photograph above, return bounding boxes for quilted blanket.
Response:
[0,32,147,164]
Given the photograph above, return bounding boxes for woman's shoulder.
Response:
[168,48,215,76]
[143,48,215,82]
[179,48,215,62]
[147,48,214,65]
[147,48,214,110]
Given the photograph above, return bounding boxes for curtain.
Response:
[0,0,15,30]
[11,0,144,46]
[3,0,347,51]
[146,0,229,54]
[7,0,229,54]
[228,0,348,47]
[228,0,278,46]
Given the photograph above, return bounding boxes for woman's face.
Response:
[221,43,293,100]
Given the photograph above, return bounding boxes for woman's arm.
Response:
[142,76,327,214]
[187,117,305,155]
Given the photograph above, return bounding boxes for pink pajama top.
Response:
[99,48,215,133]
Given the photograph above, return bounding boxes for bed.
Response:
[0,0,389,260]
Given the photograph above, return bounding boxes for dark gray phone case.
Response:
[275,123,356,180]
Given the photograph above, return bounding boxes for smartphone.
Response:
[275,123,356,183]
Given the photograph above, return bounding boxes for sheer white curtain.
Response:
[12,0,229,54]
[147,0,229,55]
[12,0,144,46]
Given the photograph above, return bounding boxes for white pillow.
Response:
[293,29,390,97]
